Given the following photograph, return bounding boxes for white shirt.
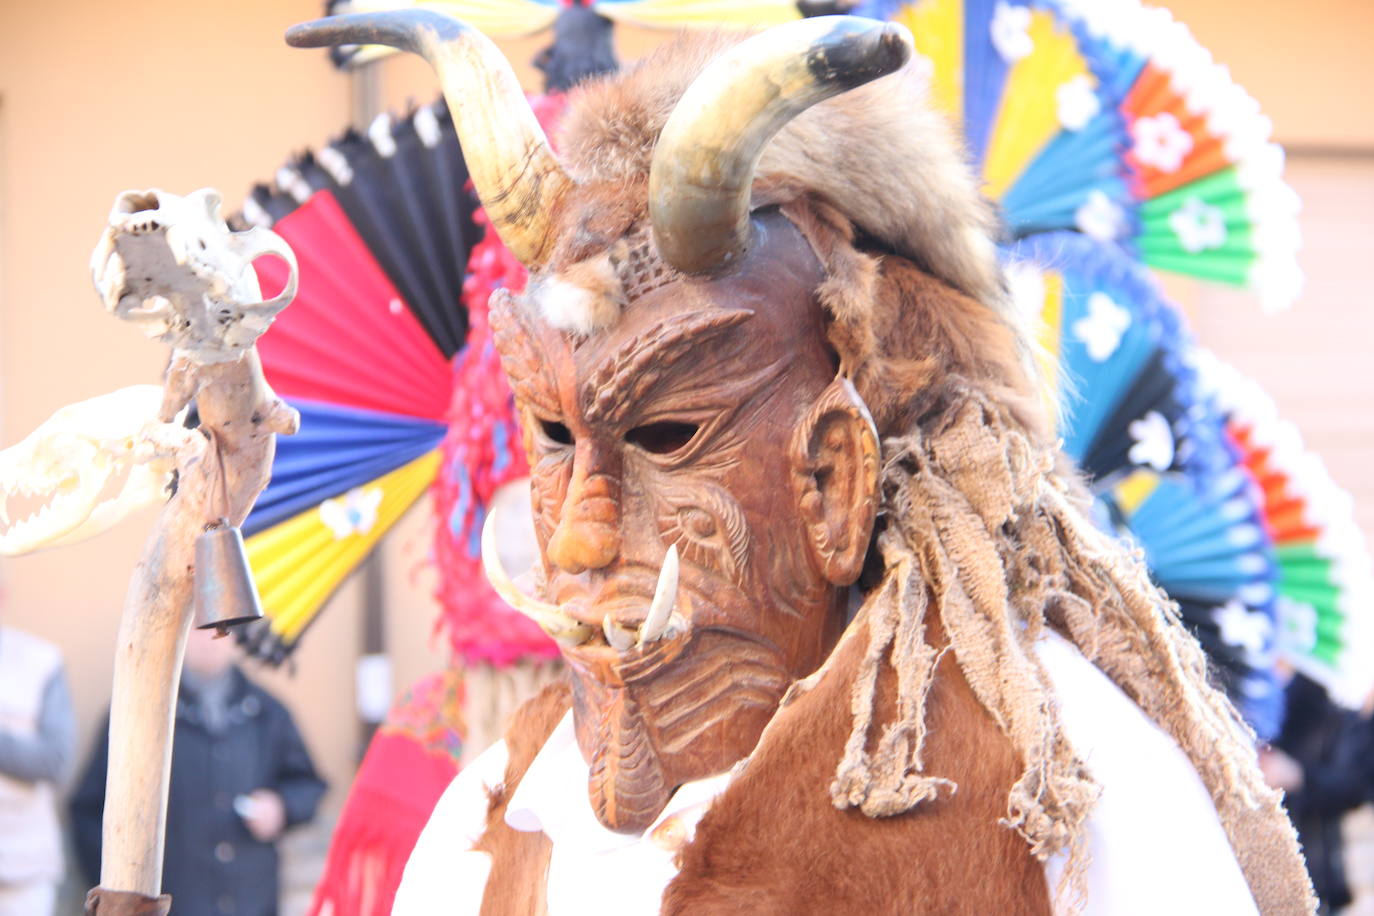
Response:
[395,631,1258,914]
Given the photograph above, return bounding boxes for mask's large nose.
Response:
[546,439,621,573]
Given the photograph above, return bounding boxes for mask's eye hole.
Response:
[626,421,699,455]
[540,419,574,446]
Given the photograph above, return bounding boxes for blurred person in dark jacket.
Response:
[71,628,327,916]
[0,621,74,916]
[1262,671,1374,913]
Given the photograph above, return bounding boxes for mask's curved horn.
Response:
[287,11,573,269]
[648,16,912,275]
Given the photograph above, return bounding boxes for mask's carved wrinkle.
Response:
[649,657,789,749]
[490,291,563,417]
[654,480,752,583]
[530,450,572,550]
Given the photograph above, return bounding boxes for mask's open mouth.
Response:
[481,509,689,656]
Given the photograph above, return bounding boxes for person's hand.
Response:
[1259,747,1304,792]
[238,789,286,842]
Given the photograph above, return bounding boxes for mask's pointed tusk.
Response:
[638,544,679,647]
[603,614,636,652]
[481,509,594,647]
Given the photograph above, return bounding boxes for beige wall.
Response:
[0,0,1371,839]
[0,0,385,810]
[1164,0,1374,150]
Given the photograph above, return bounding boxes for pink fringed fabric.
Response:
[308,673,467,916]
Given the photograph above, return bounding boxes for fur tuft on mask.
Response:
[529,253,627,335]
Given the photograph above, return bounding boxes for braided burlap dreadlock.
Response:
[824,388,1313,912]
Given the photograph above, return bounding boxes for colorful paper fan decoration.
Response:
[856,0,1302,310]
[1098,467,1283,738]
[234,98,554,664]
[1006,231,1218,483]
[1004,232,1283,738]
[1198,354,1374,709]
[324,0,801,68]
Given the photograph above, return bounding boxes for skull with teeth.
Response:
[2,188,300,557]
[0,386,192,556]
[90,188,297,363]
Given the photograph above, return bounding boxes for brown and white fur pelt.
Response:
[477,30,1313,915]
[532,33,1004,337]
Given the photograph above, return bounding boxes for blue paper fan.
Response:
[1004,233,1283,737]
[1100,466,1282,737]
[1004,231,1217,484]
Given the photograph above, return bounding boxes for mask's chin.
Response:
[566,624,792,834]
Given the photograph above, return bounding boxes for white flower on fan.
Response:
[1239,675,1274,700]
[1213,599,1273,658]
[1131,112,1193,173]
[1127,410,1175,471]
[1071,292,1131,361]
[1169,197,1228,253]
[1056,76,1101,131]
[991,2,1033,62]
[319,486,384,540]
[1276,596,1318,655]
[1075,190,1126,241]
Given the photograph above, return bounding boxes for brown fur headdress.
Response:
[537,32,1007,339]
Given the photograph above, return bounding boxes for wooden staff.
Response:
[85,190,298,915]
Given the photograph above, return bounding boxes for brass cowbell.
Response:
[193,520,264,635]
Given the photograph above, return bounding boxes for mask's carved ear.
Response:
[790,377,880,585]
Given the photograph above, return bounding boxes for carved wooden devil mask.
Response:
[288,11,910,832]
[488,211,880,831]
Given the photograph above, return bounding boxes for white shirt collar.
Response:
[504,711,733,852]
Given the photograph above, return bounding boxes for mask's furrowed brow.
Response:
[582,309,754,425]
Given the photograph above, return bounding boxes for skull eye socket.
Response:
[626,421,699,456]
[539,419,574,446]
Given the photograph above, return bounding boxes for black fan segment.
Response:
[1078,346,1189,481]
[238,99,482,361]
[322,108,477,358]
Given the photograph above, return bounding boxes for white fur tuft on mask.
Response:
[531,254,627,335]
